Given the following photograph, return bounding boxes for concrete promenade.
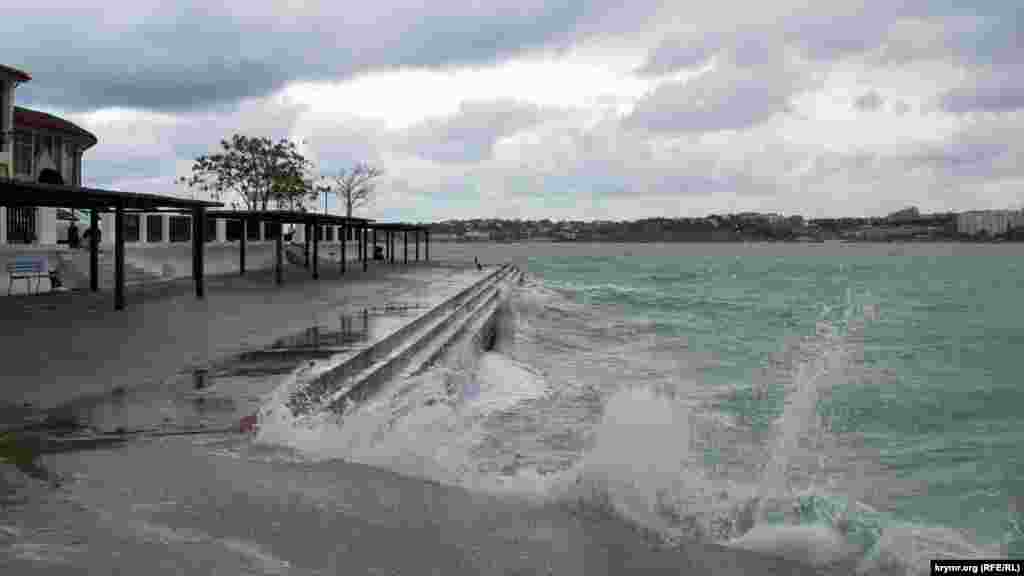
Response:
[0,260,487,431]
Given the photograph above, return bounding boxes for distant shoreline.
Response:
[428,237,1024,244]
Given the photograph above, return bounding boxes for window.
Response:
[146,215,163,242]
[265,222,281,239]
[205,216,217,243]
[226,219,243,241]
[0,83,5,152]
[14,131,32,175]
[169,216,191,243]
[124,214,140,242]
[246,218,261,241]
[52,136,62,175]
[71,147,80,186]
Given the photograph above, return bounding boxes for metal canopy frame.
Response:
[0,178,222,310]
[205,211,430,284]
[0,180,433,311]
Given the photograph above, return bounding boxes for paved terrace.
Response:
[0,260,488,432]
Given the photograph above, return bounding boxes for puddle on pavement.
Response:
[41,302,434,438]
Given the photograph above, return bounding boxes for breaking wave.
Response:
[254,273,1009,575]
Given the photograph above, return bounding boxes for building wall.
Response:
[956,210,1024,236]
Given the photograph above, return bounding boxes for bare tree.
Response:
[319,163,384,219]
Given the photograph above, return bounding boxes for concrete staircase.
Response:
[285,264,522,418]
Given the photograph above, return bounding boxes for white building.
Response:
[956,210,1024,237]
[1,63,97,246]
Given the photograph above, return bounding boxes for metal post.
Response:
[114,203,125,310]
[239,218,246,275]
[89,209,99,291]
[275,224,283,285]
[340,223,346,274]
[304,223,310,268]
[312,220,319,280]
[193,206,205,299]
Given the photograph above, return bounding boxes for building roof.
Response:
[0,64,31,82]
[14,106,99,149]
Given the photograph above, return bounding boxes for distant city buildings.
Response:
[956,210,1024,237]
[886,207,920,223]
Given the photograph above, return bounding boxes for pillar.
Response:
[138,212,148,245]
[114,203,125,310]
[101,212,115,247]
[37,207,57,245]
[239,218,246,275]
[216,218,226,243]
[425,230,429,261]
[415,230,420,261]
[275,228,283,285]
[89,209,99,291]
[192,206,205,299]
[304,222,310,268]
[362,226,368,272]
[312,220,319,280]
[404,230,408,264]
[340,223,346,274]
[0,206,6,245]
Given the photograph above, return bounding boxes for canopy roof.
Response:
[206,210,374,225]
[0,179,221,211]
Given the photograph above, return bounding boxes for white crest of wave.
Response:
[254,342,550,493]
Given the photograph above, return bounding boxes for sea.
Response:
[253,241,1024,574]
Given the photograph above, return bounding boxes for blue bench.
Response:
[6,256,51,295]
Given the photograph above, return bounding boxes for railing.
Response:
[6,206,36,244]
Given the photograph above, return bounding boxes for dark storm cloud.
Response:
[2,1,654,113]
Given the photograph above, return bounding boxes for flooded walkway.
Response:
[0,262,488,435]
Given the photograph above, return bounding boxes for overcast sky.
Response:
[3,1,1021,221]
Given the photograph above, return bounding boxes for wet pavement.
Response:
[22,302,439,442]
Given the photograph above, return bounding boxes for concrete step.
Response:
[321,266,520,414]
[284,264,518,417]
[401,268,522,380]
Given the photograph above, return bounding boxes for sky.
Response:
[3,1,1022,222]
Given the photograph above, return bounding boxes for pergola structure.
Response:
[0,181,434,310]
[366,222,430,268]
[205,210,431,284]
[0,178,221,310]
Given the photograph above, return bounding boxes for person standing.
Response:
[68,222,80,249]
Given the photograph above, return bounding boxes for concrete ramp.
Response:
[284,264,522,418]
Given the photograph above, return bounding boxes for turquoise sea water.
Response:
[522,244,1023,556]
[264,242,1024,573]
